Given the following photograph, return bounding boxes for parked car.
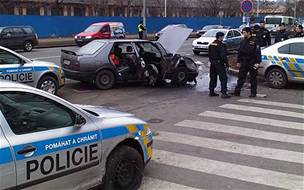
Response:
[155,24,188,40]
[196,25,224,37]
[62,27,198,89]
[0,46,65,94]
[74,22,125,46]
[0,80,153,190]
[260,38,304,88]
[0,26,38,52]
[192,29,243,55]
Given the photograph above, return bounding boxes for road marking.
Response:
[155,131,304,164]
[175,120,304,144]
[153,150,304,190]
[238,99,304,110]
[220,104,304,119]
[31,56,61,60]
[199,111,304,131]
[140,177,202,190]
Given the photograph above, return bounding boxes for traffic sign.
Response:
[240,0,253,14]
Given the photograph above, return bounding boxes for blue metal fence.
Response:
[0,15,264,38]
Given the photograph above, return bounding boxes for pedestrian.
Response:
[234,27,261,98]
[259,20,271,47]
[208,32,230,99]
[275,23,288,43]
[138,21,146,39]
[294,25,304,37]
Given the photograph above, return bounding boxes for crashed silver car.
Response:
[61,27,198,89]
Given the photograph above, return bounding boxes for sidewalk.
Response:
[37,33,197,48]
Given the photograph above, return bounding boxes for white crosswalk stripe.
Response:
[141,177,203,190]
[220,103,304,119]
[152,150,303,190]
[143,99,304,189]
[199,111,304,130]
[155,131,304,164]
[175,120,304,144]
[238,99,304,110]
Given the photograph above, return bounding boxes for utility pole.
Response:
[294,0,297,18]
[256,0,259,17]
[165,0,167,17]
[143,0,146,26]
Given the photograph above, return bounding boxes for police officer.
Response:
[295,25,304,37]
[259,20,271,47]
[138,21,146,39]
[275,23,288,43]
[234,27,261,98]
[208,32,230,99]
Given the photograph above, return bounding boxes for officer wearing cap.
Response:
[208,32,230,98]
[259,20,271,47]
[234,27,261,98]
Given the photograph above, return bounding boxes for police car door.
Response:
[0,90,101,190]
[0,48,35,86]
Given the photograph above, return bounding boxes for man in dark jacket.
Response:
[234,27,261,98]
[259,20,271,47]
[275,23,289,43]
[208,32,230,98]
[295,25,304,37]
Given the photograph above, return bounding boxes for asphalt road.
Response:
[20,41,304,190]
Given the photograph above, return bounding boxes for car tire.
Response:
[266,68,287,89]
[172,66,188,86]
[193,51,200,55]
[24,41,33,52]
[95,70,115,90]
[37,75,58,95]
[103,145,144,190]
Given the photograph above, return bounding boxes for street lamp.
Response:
[165,0,167,17]
[142,0,146,26]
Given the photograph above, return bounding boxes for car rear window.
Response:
[77,41,106,55]
[23,27,34,34]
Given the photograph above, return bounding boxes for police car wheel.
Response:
[172,67,188,86]
[37,76,58,94]
[266,68,287,89]
[104,145,144,190]
[24,41,33,52]
[95,70,115,90]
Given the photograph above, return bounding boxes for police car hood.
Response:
[31,60,58,67]
[157,26,193,55]
[195,37,215,44]
[76,104,133,118]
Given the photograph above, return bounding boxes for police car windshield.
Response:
[266,18,282,25]
[77,41,105,55]
[84,25,102,33]
[203,30,227,37]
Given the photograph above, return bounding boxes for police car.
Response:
[0,81,153,190]
[0,46,64,94]
[260,38,304,88]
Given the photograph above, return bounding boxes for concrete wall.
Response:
[0,15,264,38]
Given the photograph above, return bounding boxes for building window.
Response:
[51,6,64,16]
[74,6,85,16]
[27,6,41,15]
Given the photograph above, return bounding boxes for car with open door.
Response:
[61,26,198,89]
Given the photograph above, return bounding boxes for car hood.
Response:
[76,104,133,118]
[157,26,193,55]
[76,32,97,37]
[196,37,216,44]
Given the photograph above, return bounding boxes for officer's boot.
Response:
[221,92,230,99]
[209,90,219,97]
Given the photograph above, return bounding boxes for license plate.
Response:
[63,60,71,65]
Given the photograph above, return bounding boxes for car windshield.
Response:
[266,18,282,25]
[203,30,226,37]
[84,25,102,33]
[77,41,105,55]
[0,27,3,33]
[203,25,219,30]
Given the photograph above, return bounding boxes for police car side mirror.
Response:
[74,114,86,128]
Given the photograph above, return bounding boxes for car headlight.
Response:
[85,36,92,39]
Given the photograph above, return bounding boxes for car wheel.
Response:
[193,51,200,55]
[24,41,33,52]
[95,70,115,90]
[266,68,287,89]
[172,66,188,86]
[103,146,144,190]
[37,75,58,95]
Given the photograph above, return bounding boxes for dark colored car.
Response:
[61,39,198,90]
[196,25,224,37]
[0,26,38,52]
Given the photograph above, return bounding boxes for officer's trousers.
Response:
[209,62,227,93]
[138,32,143,39]
[235,63,257,95]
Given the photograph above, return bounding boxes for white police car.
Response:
[260,38,304,88]
[0,81,153,190]
[0,46,64,94]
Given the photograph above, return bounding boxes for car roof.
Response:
[0,80,34,89]
[0,25,33,28]
[92,22,123,26]
[95,39,150,43]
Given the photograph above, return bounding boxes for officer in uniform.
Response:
[234,27,261,98]
[259,20,271,47]
[208,32,230,99]
[275,23,289,43]
[138,21,146,39]
[295,25,304,37]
